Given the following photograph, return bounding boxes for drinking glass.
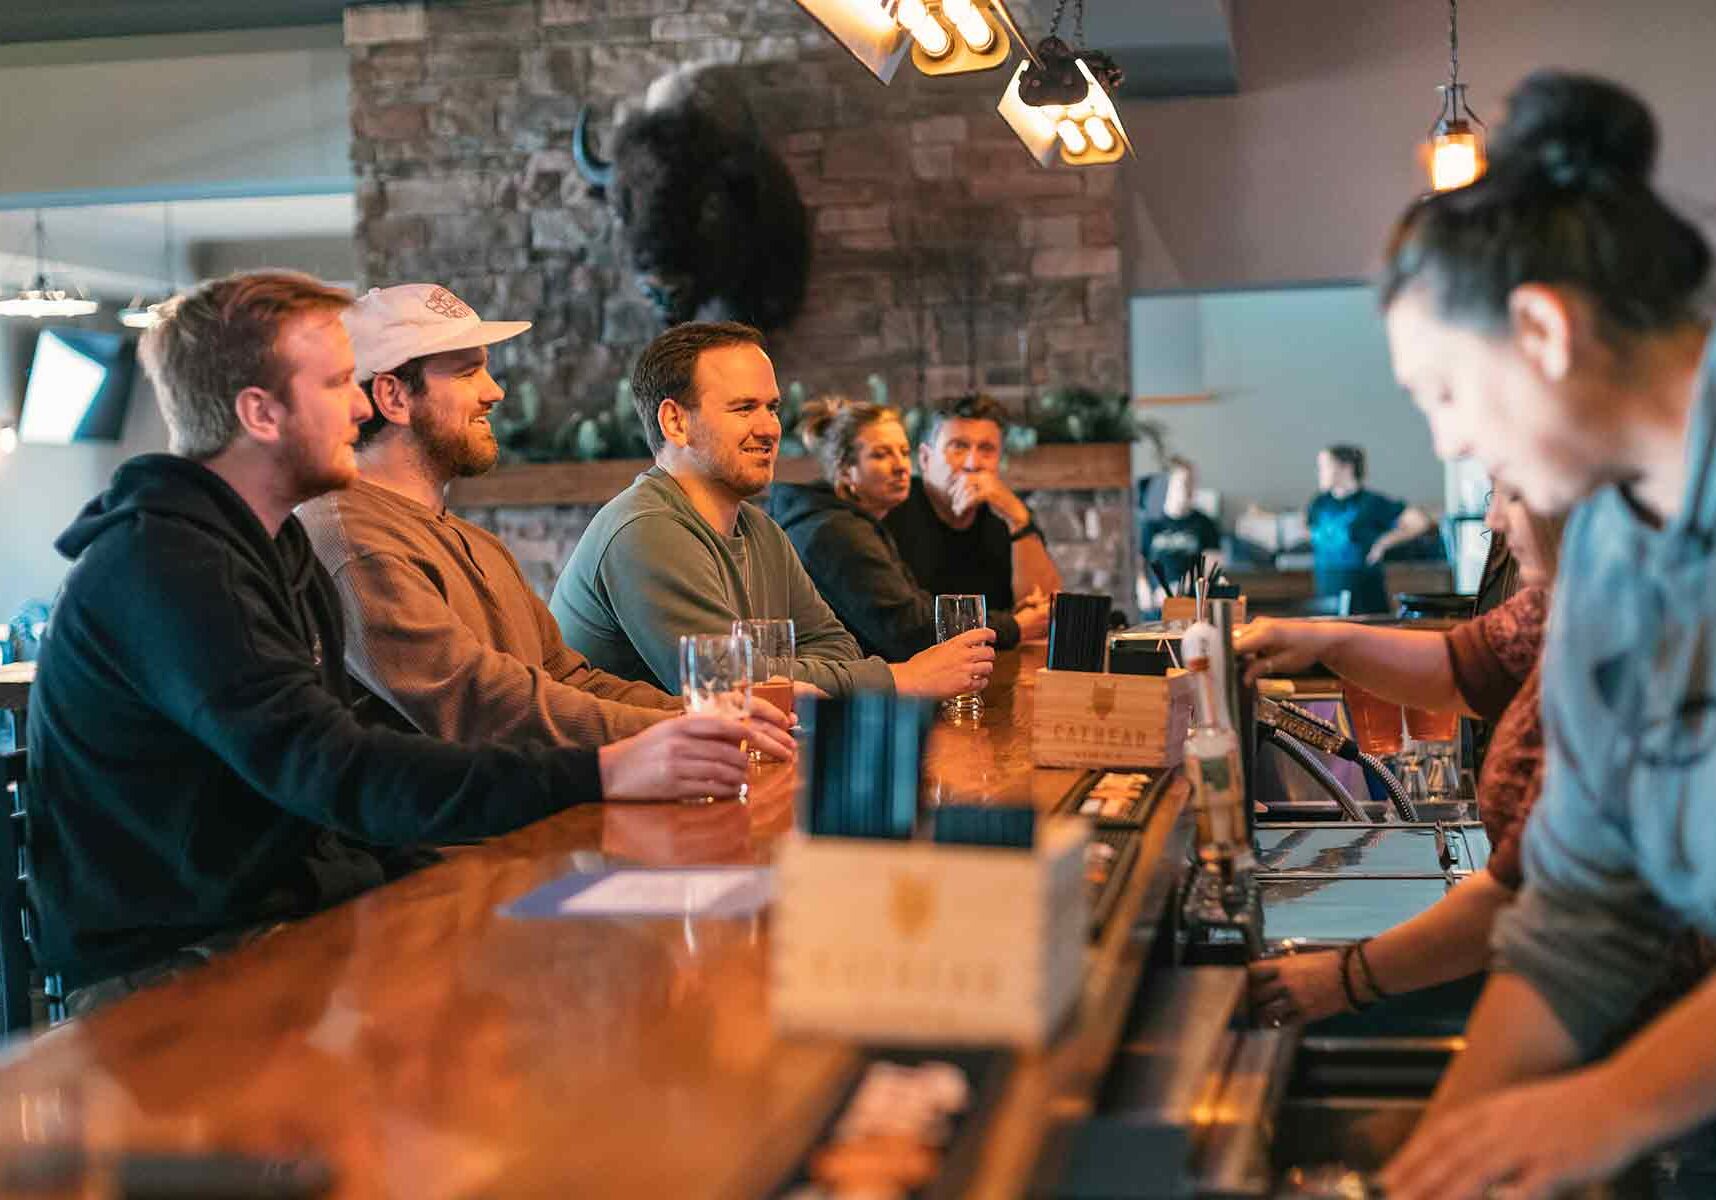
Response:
[1406,705,1462,810]
[934,594,987,721]
[1342,683,1403,757]
[678,632,754,804]
[733,618,795,761]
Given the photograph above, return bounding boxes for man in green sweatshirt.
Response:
[550,322,995,699]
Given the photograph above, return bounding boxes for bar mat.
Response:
[767,1048,1013,1200]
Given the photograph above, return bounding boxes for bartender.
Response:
[1308,444,1432,614]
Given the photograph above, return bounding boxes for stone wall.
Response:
[349,0,1135,615]
[346,0,1124,426]
[459,484,1136,614]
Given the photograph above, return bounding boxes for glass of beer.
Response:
[1342,682,1403,757]
[934,594,988,721]
[733,618,796,760]
[1406,704,1462,806]
[678,632,754,803]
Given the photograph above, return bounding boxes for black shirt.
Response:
[883,479,1015,617]
[27,454,603,989]
[1140,511,1221,592]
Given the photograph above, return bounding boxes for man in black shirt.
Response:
[1139,456,1221,600]
[884,394,1060,623]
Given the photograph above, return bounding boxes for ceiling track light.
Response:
[1424,0,1486,191]
[998,37,1131,168]
[793,0,1019,82]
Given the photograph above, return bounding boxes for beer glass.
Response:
[934,594,987,721]
[733,618,795,761]
[678,632,754,803]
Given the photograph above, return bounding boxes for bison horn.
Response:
[572,107,615,192]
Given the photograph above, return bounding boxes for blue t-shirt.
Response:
[1307,489,1405,614]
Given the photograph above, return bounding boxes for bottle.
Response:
[1181,622,1251,876]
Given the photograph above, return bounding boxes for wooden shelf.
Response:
[448,442,1136,507]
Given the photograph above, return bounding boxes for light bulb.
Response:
[941,0,973,19]
[896,0,929,26]
[912,12,951,55]
[953,9,993,50]
[1430,135,1481,190]
[1056,119,1089,155]
[1083,116,1116,153]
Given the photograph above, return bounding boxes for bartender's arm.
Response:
[1235,619,1472,714]
[1382,970,1716,1200]
[1365,505,1433,565]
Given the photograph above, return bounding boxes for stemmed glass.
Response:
[934,594,987,721]
[733,618,795,762]
[678,632,754,804]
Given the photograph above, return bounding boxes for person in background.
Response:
[550,322,995,699]
[884,393,1062,619]
[1138,456,1222,603]
[1308,443,1433,614]
[1368,72,1716,1200]
[297,284,714,751]
[769,399,1050,660]
[1239,487,1560,1024]
[25,273,777,1012]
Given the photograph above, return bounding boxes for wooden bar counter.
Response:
[0,647,1187,1199]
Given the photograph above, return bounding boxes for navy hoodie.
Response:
[27,455,602,990]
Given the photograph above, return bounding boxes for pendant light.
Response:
[794,0,1019,83]
[1424,0,1486,191]
[997,1,1131,167]
[119,204,177,330]
[0,211,99,319]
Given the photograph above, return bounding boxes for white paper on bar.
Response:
[557,869,759,916]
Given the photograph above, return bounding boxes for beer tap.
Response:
[1179,620,1265,963]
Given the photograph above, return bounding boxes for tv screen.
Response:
[18,328,136,445]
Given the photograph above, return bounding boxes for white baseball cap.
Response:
[343,284,531,383]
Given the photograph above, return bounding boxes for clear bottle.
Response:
[1182,624,1251,875]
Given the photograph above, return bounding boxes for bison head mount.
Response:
[574,63,810,333]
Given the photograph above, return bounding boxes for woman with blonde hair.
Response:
[769,398,1048,659]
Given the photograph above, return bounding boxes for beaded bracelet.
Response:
[1338,942,1371,1012]
[1353,939,1391,1000]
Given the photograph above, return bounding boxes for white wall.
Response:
[0,329,168,621]
[1131,284,1442,517]
[1120,0,1716,290]
[0,24,348,624]
[0,26,348,196]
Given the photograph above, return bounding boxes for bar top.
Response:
[0,647,1186,1198]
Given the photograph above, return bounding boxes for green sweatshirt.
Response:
[550,467,896,697]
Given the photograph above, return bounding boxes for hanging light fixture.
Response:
[997,2,1131,168]
[0,211,99,320]
[1423,0,1486,192]
[119,203,177,330]
[793,0,1018,82]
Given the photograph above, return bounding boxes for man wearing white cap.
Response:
[299,284,781,751]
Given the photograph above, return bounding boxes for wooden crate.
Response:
[1030,668,1193,769]
[771,819,1089,1047]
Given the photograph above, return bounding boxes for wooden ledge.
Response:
[449,443,1135,507]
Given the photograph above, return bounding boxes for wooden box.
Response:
[1030,668,1194,769]
[771,819,1089,1047]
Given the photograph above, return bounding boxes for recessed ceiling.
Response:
[0,194,356,300]
[0,0,346,42]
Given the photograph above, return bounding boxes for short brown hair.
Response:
[139,271,352,460]
[356,356,429,449]
[630,321,765,454]
[924,392,1008,446]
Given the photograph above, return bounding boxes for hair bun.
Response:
[1490,71,1657,187]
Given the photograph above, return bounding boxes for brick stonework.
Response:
[352,0,1134,611]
